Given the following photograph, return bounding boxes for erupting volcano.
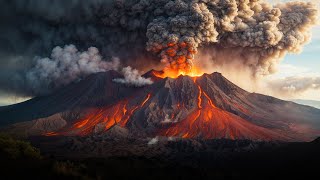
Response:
[1,69,320,142]
[1,1,320,179]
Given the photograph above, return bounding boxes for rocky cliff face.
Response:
[1,70,320,141]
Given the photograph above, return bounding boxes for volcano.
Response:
[1,70,320,141]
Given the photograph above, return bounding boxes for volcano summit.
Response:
[1,70,320,141]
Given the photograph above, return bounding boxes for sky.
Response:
[265,0,320,100]
[0,0,320,105]
[268,27,320,100]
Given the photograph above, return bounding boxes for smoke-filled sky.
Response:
[264,0,320,101]
[0,0,319,105]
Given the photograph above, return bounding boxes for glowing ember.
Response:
[153,66,204,79]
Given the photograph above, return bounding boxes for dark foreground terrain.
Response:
[0,134,319,179]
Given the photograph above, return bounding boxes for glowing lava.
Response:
[153,66,204,79]
[162,81,283,140]
[140,94,151,107]
[46,94,152,136]
[43,73,286,140]
[196,85,202,109]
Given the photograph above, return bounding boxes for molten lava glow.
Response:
[197,85,202,109]
[162,82,280,140]
[43,75,284,140]
[73,119,89,129]
[153,66,204,79]
[140,94,151,107]
[203,91,216,108]
[46,94,152,136]
[45,132,59,136]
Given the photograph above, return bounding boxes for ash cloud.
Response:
[113,66,153,87]
[2,45,120,96]
[267,76,320,97]
[0,0,318,96]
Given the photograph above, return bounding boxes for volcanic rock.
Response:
[1,70,320,141]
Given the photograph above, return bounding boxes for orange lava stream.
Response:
[162,82,279,140]
[140,94,151,107]
[46,93,152,136]
[73,119,89,129]
[203,91,216,108]
[197,85,202,109]
[118,106,139,127]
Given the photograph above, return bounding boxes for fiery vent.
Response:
[152,66,204,79]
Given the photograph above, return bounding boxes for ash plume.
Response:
[106,0,317,76]
[3,45,120,96]
[0,0,318,96]
[113,66,153,87]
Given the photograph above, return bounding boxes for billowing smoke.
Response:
[267,76,320,97]
[106,0,317,76]
[113,66,153,87]
[5,45,120,96]
[0,0,318,97]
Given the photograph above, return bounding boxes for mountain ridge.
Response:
[1,70,320,141]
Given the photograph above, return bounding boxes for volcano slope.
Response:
[1,70,320,141]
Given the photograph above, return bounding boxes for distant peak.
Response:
[209,72,223,77]
[312,137,320,144]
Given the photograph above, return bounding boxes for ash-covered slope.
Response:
[0,70,137,126]
[1,70,320,141]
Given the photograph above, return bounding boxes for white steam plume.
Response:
[113,66,153,87]
[25,45,120,95]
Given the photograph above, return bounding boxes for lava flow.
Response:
[44,70,288,140]
[45,93,152,136]
[162,79,282,140]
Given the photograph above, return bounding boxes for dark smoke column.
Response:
[107,0,317,75]
[146,1,217,73]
